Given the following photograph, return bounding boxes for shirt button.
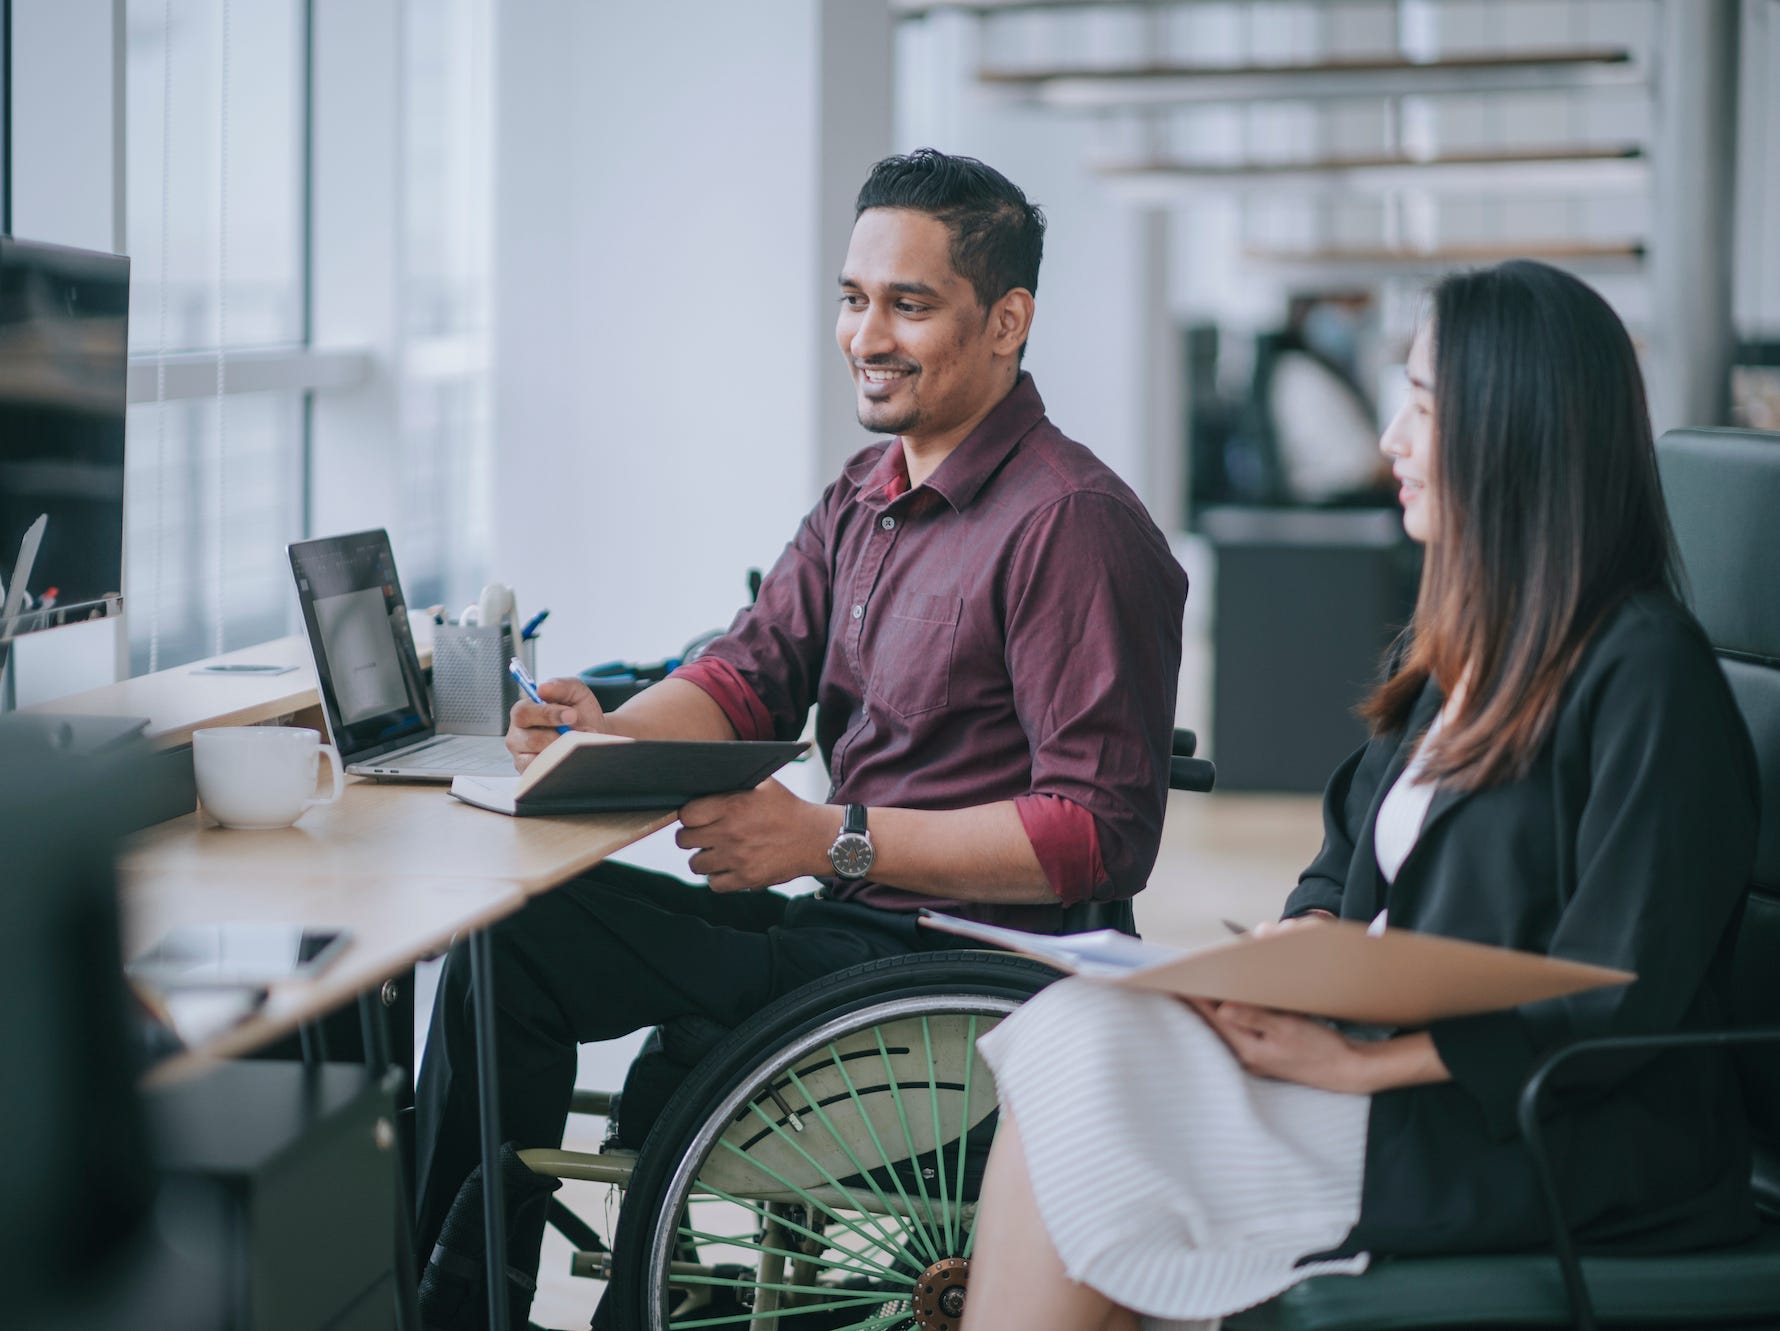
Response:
[851,604,864,620]
[881,516,896,531]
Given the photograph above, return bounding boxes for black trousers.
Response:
[412,859,943,1289]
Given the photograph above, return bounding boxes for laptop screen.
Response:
[289,530,432,760]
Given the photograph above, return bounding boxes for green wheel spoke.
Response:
[691,1179,922,1279]
[675,1225,892,1285]
[729,1110,911,1274]
[953,1014,979,1258]
[670,1301,911,1330]
[875,1028,942,1250]
[920,1016,955,1252]
[670,1271,896,1300]
[783,1064,916,1257]
[827,1043,943,1266]
[738,1099,914,1264]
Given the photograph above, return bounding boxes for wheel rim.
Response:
[645,993,1023,1330]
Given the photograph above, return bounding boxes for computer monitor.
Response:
[0,237,130,643]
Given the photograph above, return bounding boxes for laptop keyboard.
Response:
[396,735,516,775]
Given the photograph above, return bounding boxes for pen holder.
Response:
[432,623,522,736]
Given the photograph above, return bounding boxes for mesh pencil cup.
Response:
[432,622,522,736]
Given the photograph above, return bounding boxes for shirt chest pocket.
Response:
[867,592,963,719]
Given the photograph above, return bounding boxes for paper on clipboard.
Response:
[918,912,1634,1028]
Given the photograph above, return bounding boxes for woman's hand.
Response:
[1189,999,1451,1095]
[1189,998,1374,1094]
[1247,908,1335,938]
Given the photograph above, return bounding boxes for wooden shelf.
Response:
[1243,240,1646,272]
[898,0,1383,16]
[981,47,1641,106]
[1102,143,1641,177]
[1096,144,1647,196]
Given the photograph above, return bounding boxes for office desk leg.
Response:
[360,992,422,1331]
[471,928,511,1331]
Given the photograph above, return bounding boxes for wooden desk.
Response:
[128,776,675,894]
[123,776,673,1331]
[125,869,523,1081]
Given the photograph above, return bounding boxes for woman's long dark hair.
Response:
[1359,260,1680,790]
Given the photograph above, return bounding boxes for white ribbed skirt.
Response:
[977,978,1371,1328]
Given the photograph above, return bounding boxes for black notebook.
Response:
[449,732,808,816]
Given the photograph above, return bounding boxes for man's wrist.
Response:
[813,803,846,878]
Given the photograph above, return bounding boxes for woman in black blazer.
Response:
[960,261,1760,1331]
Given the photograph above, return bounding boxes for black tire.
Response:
[602,949,1061,1330]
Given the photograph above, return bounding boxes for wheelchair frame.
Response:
[523,950,1062,1330]
[519,730,1213,1329]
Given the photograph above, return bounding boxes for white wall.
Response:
[896,12,1167,521]
[491,0,892,677]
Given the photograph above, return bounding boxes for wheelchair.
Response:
[517,730,1217,1330]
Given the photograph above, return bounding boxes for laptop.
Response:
[288,530,515,781]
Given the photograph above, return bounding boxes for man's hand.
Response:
[1188,998,1372,1095]
[506,675,610,772]
[677,780,838,893]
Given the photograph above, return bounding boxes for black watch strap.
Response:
[843,804,868,835]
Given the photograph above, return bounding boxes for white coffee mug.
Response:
[193,726,344,830]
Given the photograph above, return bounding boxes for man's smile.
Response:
[856,361,917,396]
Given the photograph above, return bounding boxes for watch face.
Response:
[830,832,874,879]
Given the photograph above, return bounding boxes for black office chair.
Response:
[1227,426,1780,1331]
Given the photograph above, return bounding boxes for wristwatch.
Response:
[828,804,875,880]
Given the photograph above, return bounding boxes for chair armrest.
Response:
[1515,1025,1780,1331]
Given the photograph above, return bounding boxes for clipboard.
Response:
[919,912,1634,1027]
[451,732,809,816]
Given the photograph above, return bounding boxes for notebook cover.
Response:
[450,733,809,816]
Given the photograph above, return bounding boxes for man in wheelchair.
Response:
[412,148,1189,1325]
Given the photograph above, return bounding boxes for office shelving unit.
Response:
[894,0,1742,429]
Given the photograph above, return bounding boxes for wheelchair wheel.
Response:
[603,950,1060,1330]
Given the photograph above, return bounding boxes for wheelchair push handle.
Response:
[1169,729,1216,792]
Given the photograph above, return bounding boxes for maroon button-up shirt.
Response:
[675,374,1187,932]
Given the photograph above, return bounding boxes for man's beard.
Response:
[856,399,921,436]
[853,359,921,436]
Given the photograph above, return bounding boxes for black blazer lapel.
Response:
[1349,680,1448,922]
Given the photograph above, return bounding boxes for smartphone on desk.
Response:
[127,922,351,989]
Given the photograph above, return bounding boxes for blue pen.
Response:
[509,656,572,734]
[520,608,551,641]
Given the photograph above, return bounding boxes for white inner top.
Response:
[1374,709,1449,884]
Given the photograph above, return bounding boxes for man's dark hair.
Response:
[855,148,1046,317]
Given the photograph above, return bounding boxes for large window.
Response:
[123,0,308,672]
[118,0,494,674]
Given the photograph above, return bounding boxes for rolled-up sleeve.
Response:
[1014,792,1105,904]
[682,492,838,744]
[670,656,774,742]
[1003,491,1187,902]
